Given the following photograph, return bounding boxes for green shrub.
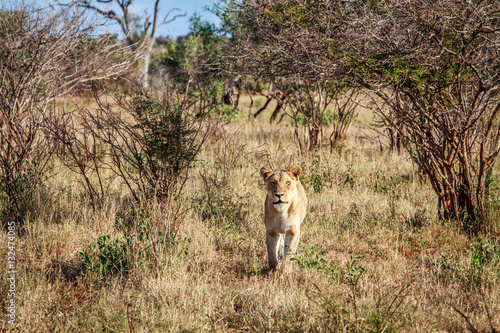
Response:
[291,246,327,270]
[132,94,198,198]
[81,235,131,277]
[88,89,210,207]
[0,159,39,221]
[432,239,500,290]
[310,170,332,193]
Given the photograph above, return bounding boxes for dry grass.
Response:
[1,103,500,332]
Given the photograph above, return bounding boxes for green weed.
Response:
[432,239,500,290]
[291,246,327,270]
[311,170,332,193]
[81,234,131,277]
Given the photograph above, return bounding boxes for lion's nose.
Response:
[275,193,284,199]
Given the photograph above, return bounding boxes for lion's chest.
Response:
[265,211,300,234]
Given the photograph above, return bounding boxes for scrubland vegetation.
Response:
[2,103,500,332]
[2,0,500,332]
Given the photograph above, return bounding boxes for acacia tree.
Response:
[228,0,357,150]
[345,0,500,230]
[70,0,186,89]
[232,0,500,231]
[280,78,343,150]
[0,3,138,220]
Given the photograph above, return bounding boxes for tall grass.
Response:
[1,102,499,332]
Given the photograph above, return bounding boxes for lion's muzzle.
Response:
[273,193,287,204]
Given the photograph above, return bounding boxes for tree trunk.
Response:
[436,174,482,234]
[329,129,344,148]
[139,39,153,90]
[253,98,272,118]
[269,98,283,124]
[308,124,322,150]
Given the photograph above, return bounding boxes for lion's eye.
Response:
[270,182,276,186]
[286,181,290,186]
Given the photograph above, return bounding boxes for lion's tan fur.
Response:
[260,165,307,271]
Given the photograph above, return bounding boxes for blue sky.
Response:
[33,0,220,38]
[123,0,219,38]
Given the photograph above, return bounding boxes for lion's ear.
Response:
[260,166,273,181]
[287,165,301,180]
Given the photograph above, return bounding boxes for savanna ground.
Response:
[1,96,500,332]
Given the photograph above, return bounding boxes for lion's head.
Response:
[260,165,302,212]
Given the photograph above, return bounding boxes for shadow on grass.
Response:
[45,259,85,283]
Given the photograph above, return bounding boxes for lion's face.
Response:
[260,165,302,212]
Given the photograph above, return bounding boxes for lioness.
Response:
[260,165,307,271]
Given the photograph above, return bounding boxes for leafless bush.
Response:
[48,105,108,209]
[0,3,138,220]
[192,126,249,233]
[69,0,186,90]
[50,81,212,241]
[93,92,208,202]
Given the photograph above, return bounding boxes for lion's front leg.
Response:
[266,231,281,269]
[283,228,301,270]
